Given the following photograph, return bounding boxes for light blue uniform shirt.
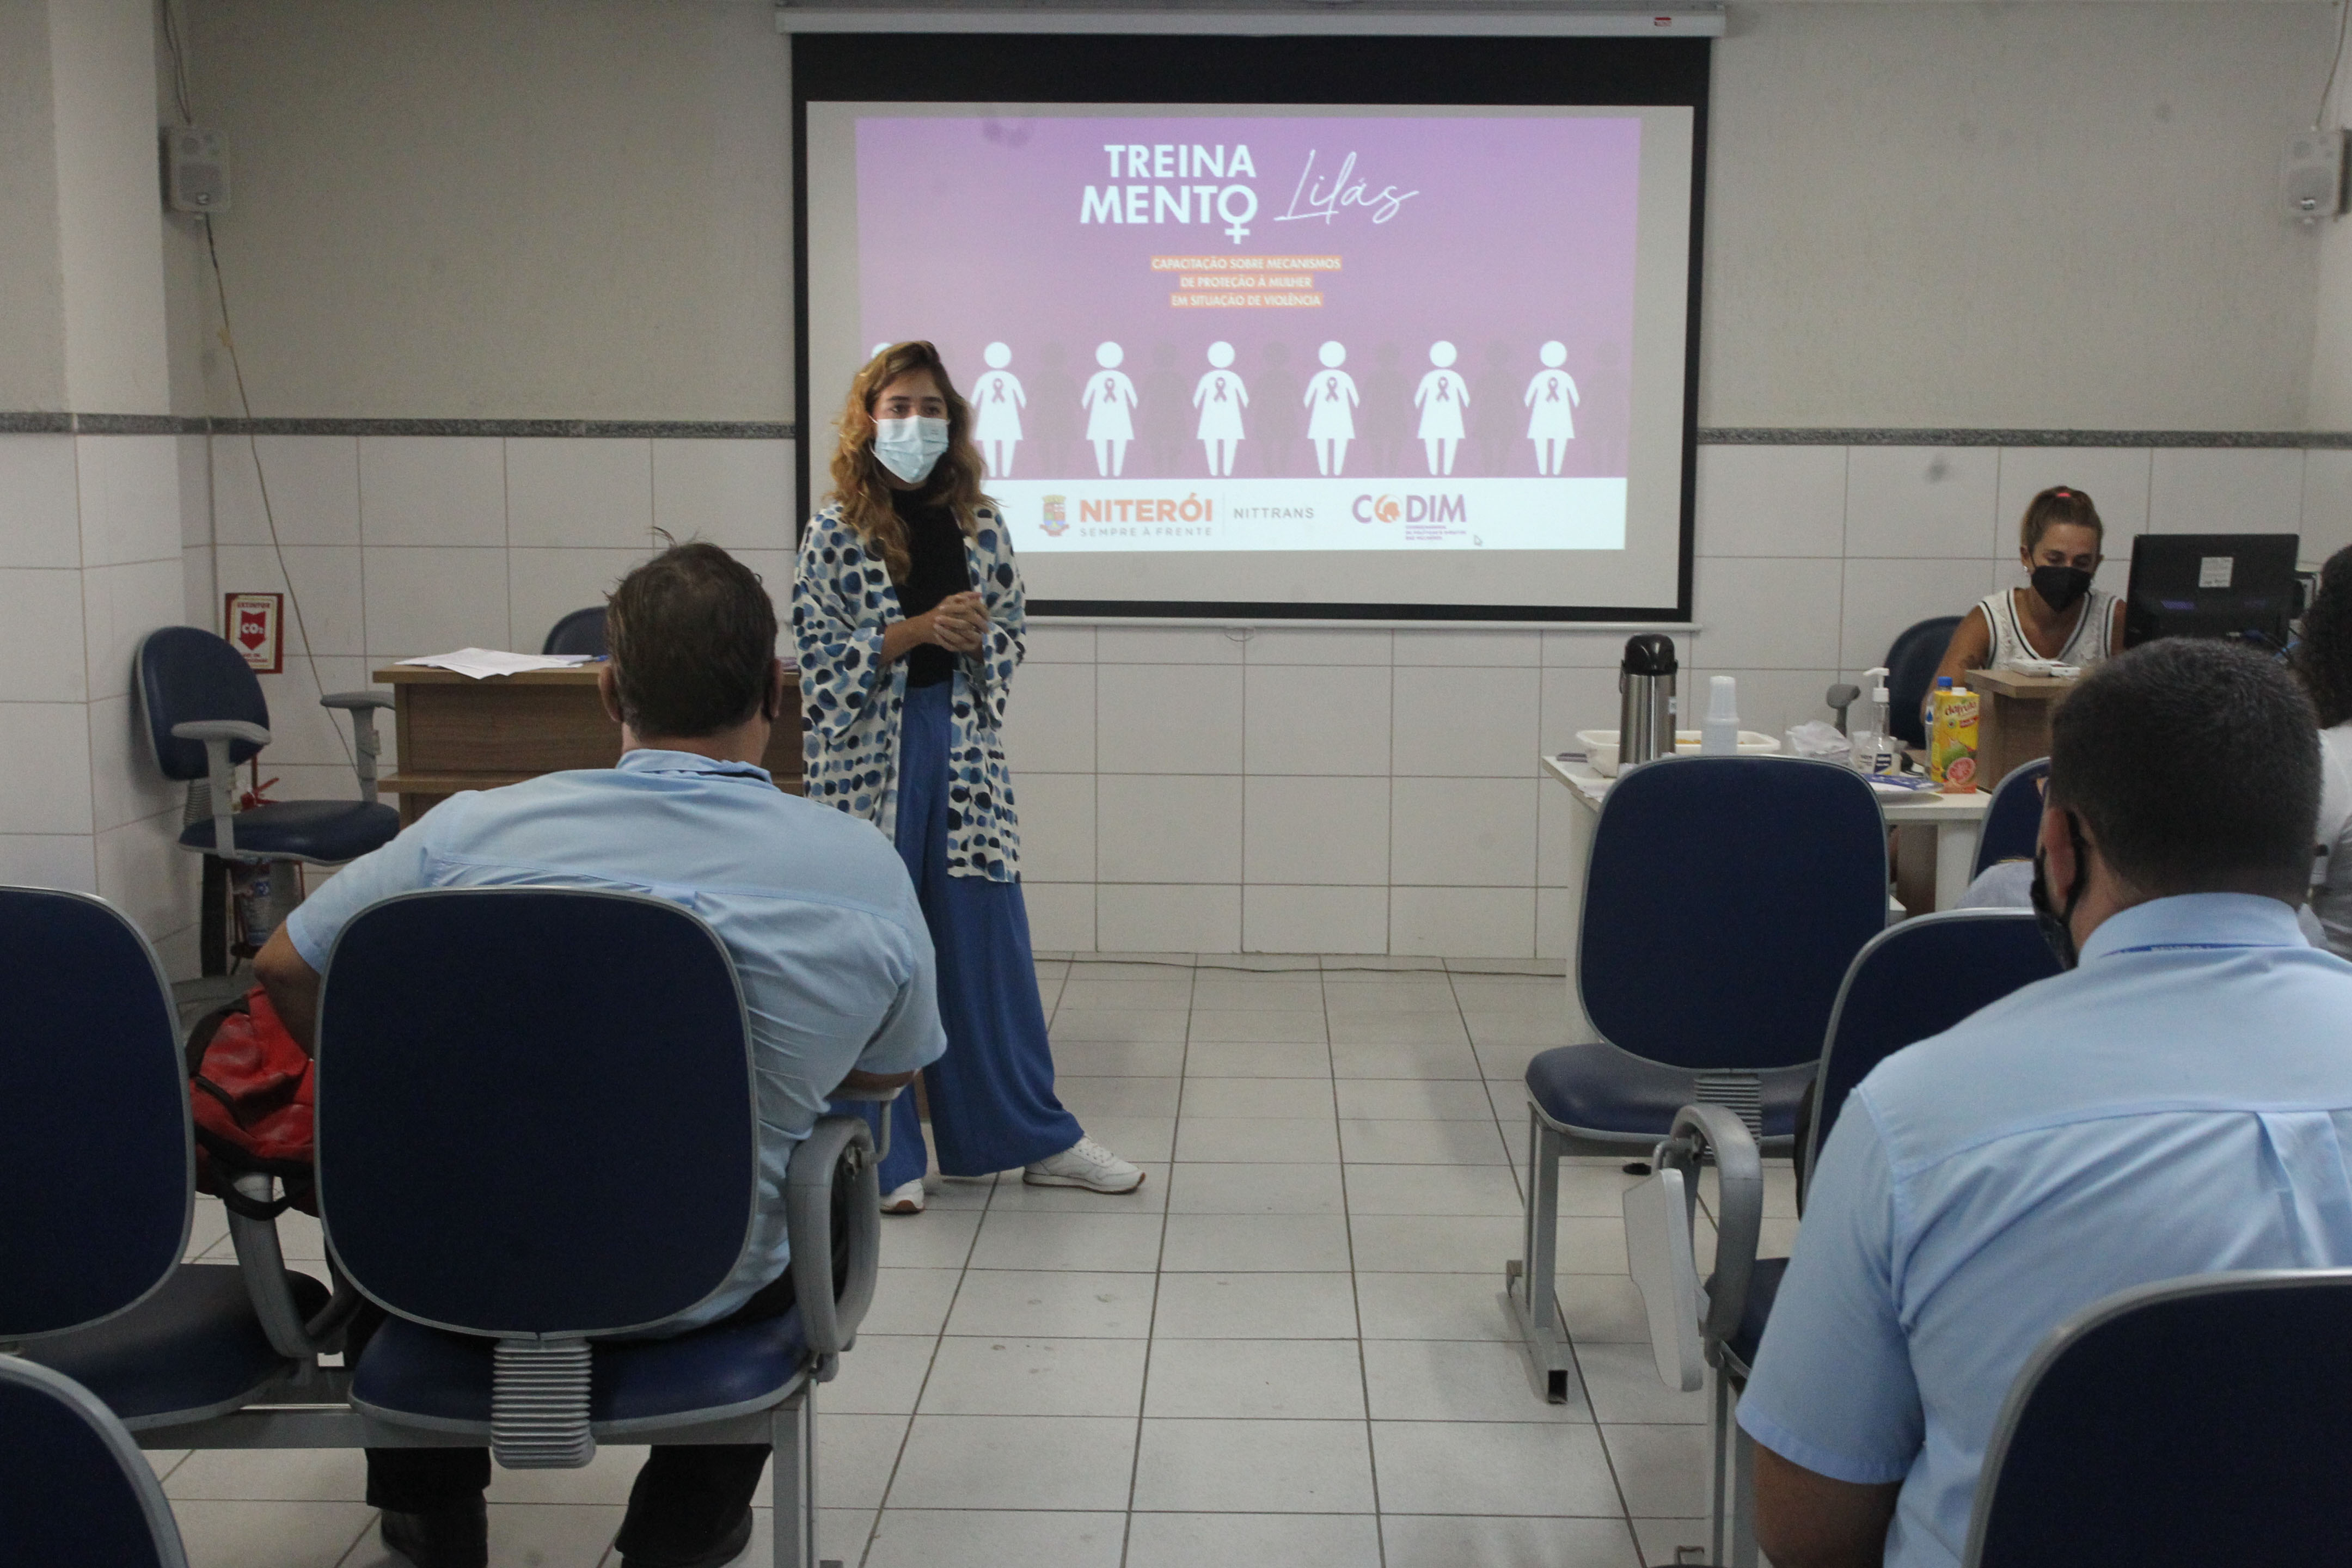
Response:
[285,750,947,1330]
[1738,893,2352,1568]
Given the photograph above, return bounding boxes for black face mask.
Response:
[2029,810,2092,970]
[2030,565,2093,614]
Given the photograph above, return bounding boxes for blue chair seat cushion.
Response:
[1724,1254,1788,1374]
[1523,1044,1815,1140]
[22,1263,328,1423]
[179,799,399,863]
[353,1306,811,1427]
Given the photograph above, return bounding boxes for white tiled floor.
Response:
[157,952,1750,1567]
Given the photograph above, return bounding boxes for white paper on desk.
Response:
[395,648,597,679]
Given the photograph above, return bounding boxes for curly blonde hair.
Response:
[824,341,990,582]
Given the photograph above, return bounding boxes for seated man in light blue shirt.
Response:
[255,542,945,1568]
[1739,639,2352,1568]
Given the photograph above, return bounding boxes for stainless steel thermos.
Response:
[1617,634,1679,768]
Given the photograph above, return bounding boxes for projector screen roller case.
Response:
[803,102,1698,620]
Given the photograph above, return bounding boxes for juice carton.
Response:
[1930,678,1980,792]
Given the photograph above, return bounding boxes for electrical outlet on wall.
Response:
[2284,127,2346,223]
[163,125,230,213]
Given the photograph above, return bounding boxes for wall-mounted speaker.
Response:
[163,126,230,214]
[2283,127,2345,223]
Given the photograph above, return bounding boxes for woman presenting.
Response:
[795,341,1143,1211]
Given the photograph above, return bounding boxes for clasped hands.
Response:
[913,591,989,654]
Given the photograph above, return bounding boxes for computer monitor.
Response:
[2122,533,2302,652]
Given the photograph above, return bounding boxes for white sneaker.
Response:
[1023,1136,1146,1193]
[882,1178,926,1214]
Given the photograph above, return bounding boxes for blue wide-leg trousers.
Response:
[867,680,1081,1188]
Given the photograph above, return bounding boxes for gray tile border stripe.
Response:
[0,413,800,438]
[5,413,2347,448]
[1696,427,2352,448]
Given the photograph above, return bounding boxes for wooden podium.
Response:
[1960,667,2073,787]
[376,665,804,826]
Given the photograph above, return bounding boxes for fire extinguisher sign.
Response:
[223,591,284,674]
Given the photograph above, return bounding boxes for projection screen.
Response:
[795,36,1708,622]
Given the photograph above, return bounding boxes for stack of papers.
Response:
[395,648,598,679]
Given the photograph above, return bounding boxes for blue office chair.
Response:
[1966,1268,2352,1567]
[1508,756,1888,1402]
[0,1357,191,1568]
[0,887,355,1431]
[316,888,882,1567]
[1886,615,1964,750]
[542,605,610,657]
[1624,910,2061,1568]
[1970,757,2051,879]
[137,628,400,969]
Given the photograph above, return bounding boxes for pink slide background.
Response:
[853,113,1641,484]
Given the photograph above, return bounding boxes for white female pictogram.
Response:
[972,341,1027,479]
[1192,341,1249,477]
[1524,340,1581,475]
[1304,341,1359,477]
[1414,340,1470,477]
[1082,342,1137,477]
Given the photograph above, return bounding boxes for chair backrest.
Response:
[0,890,190,1340]
[1886,614,1963,750]
[1965,1269,2352,1568]
[1581,756,1888,1071]
[137,626,270,782]
[315,888,760,1339]
[0,1357,189,1568]
[1971,757,2051,878]
[1805,910,2060,1181]
[542,605,609,657]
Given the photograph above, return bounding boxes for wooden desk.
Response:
[1961,667,2074,787]
[376,665,804,825]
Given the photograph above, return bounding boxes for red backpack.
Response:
[183,986,317,1218]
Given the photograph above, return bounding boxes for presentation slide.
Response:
[805,103,1696,618]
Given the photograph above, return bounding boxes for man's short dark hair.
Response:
[2049,639,2318,899]
[605,542,777,738]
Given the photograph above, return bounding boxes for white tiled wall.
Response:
[1024,442,2350,957]
[0,433,200,973]
[20,432,2348,967]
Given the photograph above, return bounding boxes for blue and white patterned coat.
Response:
[792,500,1025,880]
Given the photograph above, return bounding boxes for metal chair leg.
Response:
[1730,1412,1759,1568]
[1704,1371,1759,1568]
[1506,1103,1575,1402]
[772,1388,823,1568]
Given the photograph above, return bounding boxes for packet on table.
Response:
[1929,679,1980,793]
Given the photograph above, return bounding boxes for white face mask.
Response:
[873,416,950,485]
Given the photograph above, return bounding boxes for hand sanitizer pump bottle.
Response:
[1849,667,1892,776]
[1700,676,1740,756]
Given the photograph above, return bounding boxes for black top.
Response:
[891,489,973,689]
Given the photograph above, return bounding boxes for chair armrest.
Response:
[170,719,272,746]
[317,693,392,804]
[1826,682,1861,734]
[1667,1104,1765,1352]
[223,1175,364,1359]
[785,1113,881,1381]
[826,1083,903,1161]
[171,722,272,858]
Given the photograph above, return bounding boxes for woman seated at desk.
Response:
[1932,485,2127,689]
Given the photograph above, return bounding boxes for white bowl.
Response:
[1575,727,1781,778]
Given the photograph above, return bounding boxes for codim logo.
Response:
[1353,494,1466,524]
